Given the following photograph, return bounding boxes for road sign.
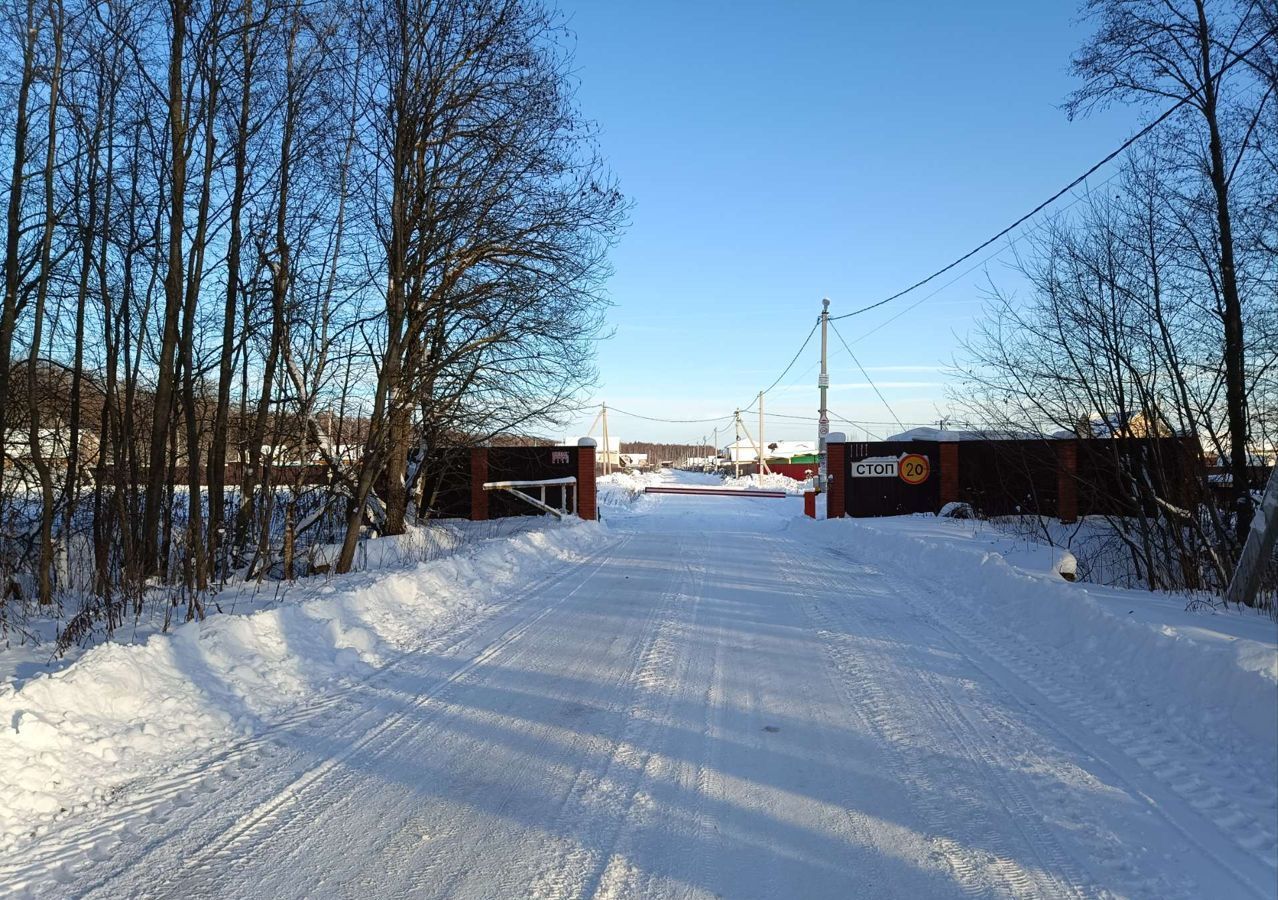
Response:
[898,453,930,485]
[851,456,899,478]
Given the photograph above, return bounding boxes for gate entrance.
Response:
[643,486,787,499]
[844,441,941,516]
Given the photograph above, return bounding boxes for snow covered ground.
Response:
[2,469,1275,898]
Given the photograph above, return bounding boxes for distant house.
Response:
[617,452,648,469]
[2,426,99,467]
[724,439,817,464]
[1079,411,1171,439]
[566,435,623,468]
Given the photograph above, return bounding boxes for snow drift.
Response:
[0,519,608,850]
[800,515,1278,751]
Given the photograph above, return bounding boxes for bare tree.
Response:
[1067,0,1277,542]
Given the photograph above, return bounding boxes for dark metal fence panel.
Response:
[957,440,1059,518]
[1074,437,1200,517]
[419,449,473,519]
[834,435,1204,521]
[844,441,941,517]
[485,446,580,518]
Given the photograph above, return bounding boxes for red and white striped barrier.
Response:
[643,486,787,499]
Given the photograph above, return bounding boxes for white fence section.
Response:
[483,476,578,519]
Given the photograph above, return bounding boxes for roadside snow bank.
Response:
[0,518,607,850]
[801,516,1278,749]
[597,470,668,507]
[722,472,810,495]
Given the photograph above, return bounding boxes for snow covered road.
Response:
[5,475,1276,898]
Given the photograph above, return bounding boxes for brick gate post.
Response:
[825,434,847,519]
[1057,440,1078,524]
[576,438,597,521]
[470,447,489,521]
[940,442,960,508]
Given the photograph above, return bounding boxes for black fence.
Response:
[419,448,474,518]
[957,439,1060,518]
[485,446,580,518]
[843,441,942,517]
[1073,437,1200,517]
[837,436,1202,520]
[419,445,585,520]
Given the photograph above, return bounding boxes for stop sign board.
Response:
[898,453,930,485]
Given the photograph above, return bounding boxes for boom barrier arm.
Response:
[483,476,578,519]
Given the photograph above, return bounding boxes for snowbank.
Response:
[0,519,607,850]
[800,516,1278,750]
[721,472,810,495]
[597,470,668,507]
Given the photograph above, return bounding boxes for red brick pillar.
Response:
[940,442,960,508]
[576,442,597,521]
[1057,440,1078,524]
[470,447,489,521]
[826,440,847,519]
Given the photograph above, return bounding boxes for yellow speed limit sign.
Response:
[898,453,930,485]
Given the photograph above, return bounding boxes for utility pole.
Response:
[712,425,718,471]
[585,406,603,441]
[737,409,764,481]
[733,409,741,478]
[758,391,769,476]
[818,298,830,491]
[600,402,611,476]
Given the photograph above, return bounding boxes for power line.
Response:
[829,29,1276,325]
[828,412,886,442]
[588,32,1277,436]
[828,110,1184,322]
[758,318,820,398]
[829,320,905,431]
[604,405,736,425]
[846,170,1125,347]
[600,318,820,426]
[764,410,929,427]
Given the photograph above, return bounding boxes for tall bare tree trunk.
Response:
[144,0,188,575]
[1194,0,1252,546]
[208,0,256,582]
[26,0,64,605]
[0,0,38,505]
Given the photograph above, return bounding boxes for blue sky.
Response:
[557,1,1138,444]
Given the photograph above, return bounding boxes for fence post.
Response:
[940,442,960,508]
[825,433,846,519]
[576,438,597,521]
[1057,440,1078,524]
[470,447,489,521]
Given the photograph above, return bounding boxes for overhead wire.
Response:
[757,317,820,398]
[585,28,1278,435]
[826,105,1187,323]
[770,169,1117,397]
[845,169,1125,348]
[829,320,905,431]
[826,27,1276,325]
[604,405,736,425]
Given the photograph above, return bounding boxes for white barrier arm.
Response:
[483,477,578,519]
